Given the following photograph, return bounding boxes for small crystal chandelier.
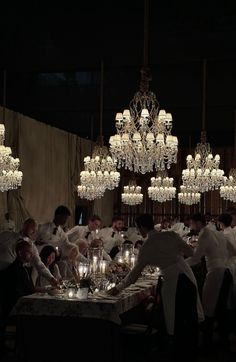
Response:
[121,182,143,206]
[178,185,201,205]
[220,169,236,202]
[109,1,178,174]
[0,71,23,192]
[148,173,176,202]
[182,61,225,193]
[77,184,106,201]
[78,62,120,200]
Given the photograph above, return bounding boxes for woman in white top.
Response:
[33,245,62,287]
[58,244,80,281]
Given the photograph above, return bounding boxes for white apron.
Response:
[203,257,227,317]
[160,256,204,335]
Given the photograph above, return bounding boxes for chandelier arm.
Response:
[202,59,207,132]
[2,69,6,125]
[99,60,104,143]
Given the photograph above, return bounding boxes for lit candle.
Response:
[79,264,84,278]
[67,288,74,299]
[95,229,99,235]
[55,246,59,252]
[130,254,136,268]
[124,250,129,262]
[92,256,98,273]
[118,256,123,264]
[101,260,106,274]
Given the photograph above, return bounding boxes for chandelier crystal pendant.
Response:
[109,0,178,174]
[178,185,201,205]
[78,62,120,200]
[121,182,143,206]
[0,71,23,192]
[181,61,225,193]
[148,173,176,202]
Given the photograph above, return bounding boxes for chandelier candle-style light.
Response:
[148,175,176,202]
[122,183,143,206]
[77,184,106,201]
[178,185,201,205]
[109,1,178,174]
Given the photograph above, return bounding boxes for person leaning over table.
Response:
[0,218,58,287]
[109,214,204,356]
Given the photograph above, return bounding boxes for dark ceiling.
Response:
[1,0,236,147]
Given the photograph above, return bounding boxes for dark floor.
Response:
[1,333,236,362]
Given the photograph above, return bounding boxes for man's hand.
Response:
[49,277,59,288]
[107,286,120,296]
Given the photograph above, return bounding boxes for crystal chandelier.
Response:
[109,1,178,174]
[121,182,143,206]
[0,71,23,192]
[77,62,120,200]
[220,169,236,202]
[182,61,225,193]
[178,185,201,205]
[77,184,106,201]
[80,143,120,191]
[182,133,225,193]
[148,173,176,202]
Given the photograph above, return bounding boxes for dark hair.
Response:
[112,216,123,223]
[135,239,143,248]
[16,240,31,253]
[89,215,101,222]
[225,206,236,216]
[135,214,154,230]
[190,213,206,225]
[123,239,133,245]
[54,206,71,217]
[218,213,233,227]
[40,245,56,273]
[23,218,36,226]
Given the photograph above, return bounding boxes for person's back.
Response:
[0,231,20,270]
[140,229,191,270]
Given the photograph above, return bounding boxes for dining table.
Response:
[13,274,158,362]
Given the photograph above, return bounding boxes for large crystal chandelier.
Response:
[77,62,120,200]
[0,74,23,192]
[182,61,225,193]
[178,185,201,205]
[121,182,143,206]
[148,173,176,202]
[109,1,178,174]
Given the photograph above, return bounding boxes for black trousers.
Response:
[173,273,198,357]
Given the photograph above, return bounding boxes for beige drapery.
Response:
[0,107,114,230]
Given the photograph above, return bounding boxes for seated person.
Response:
[57,245,80,282]
[0,241,43,318]
[32,245,62,287]
[89,239,111,262]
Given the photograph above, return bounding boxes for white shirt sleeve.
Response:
[186,231,206,266]
[116,241,149,292]
[31,244,54,281]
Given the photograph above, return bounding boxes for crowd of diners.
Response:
[0,205,236,359]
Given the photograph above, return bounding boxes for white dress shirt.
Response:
[0,231,53,282]
[66,225,98,245]
[126,227,144,244]
[187,225,229,317]
[100,227,124,253]
[36,222,85,260]
[115,229,203,335]
[170,222,190,239]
